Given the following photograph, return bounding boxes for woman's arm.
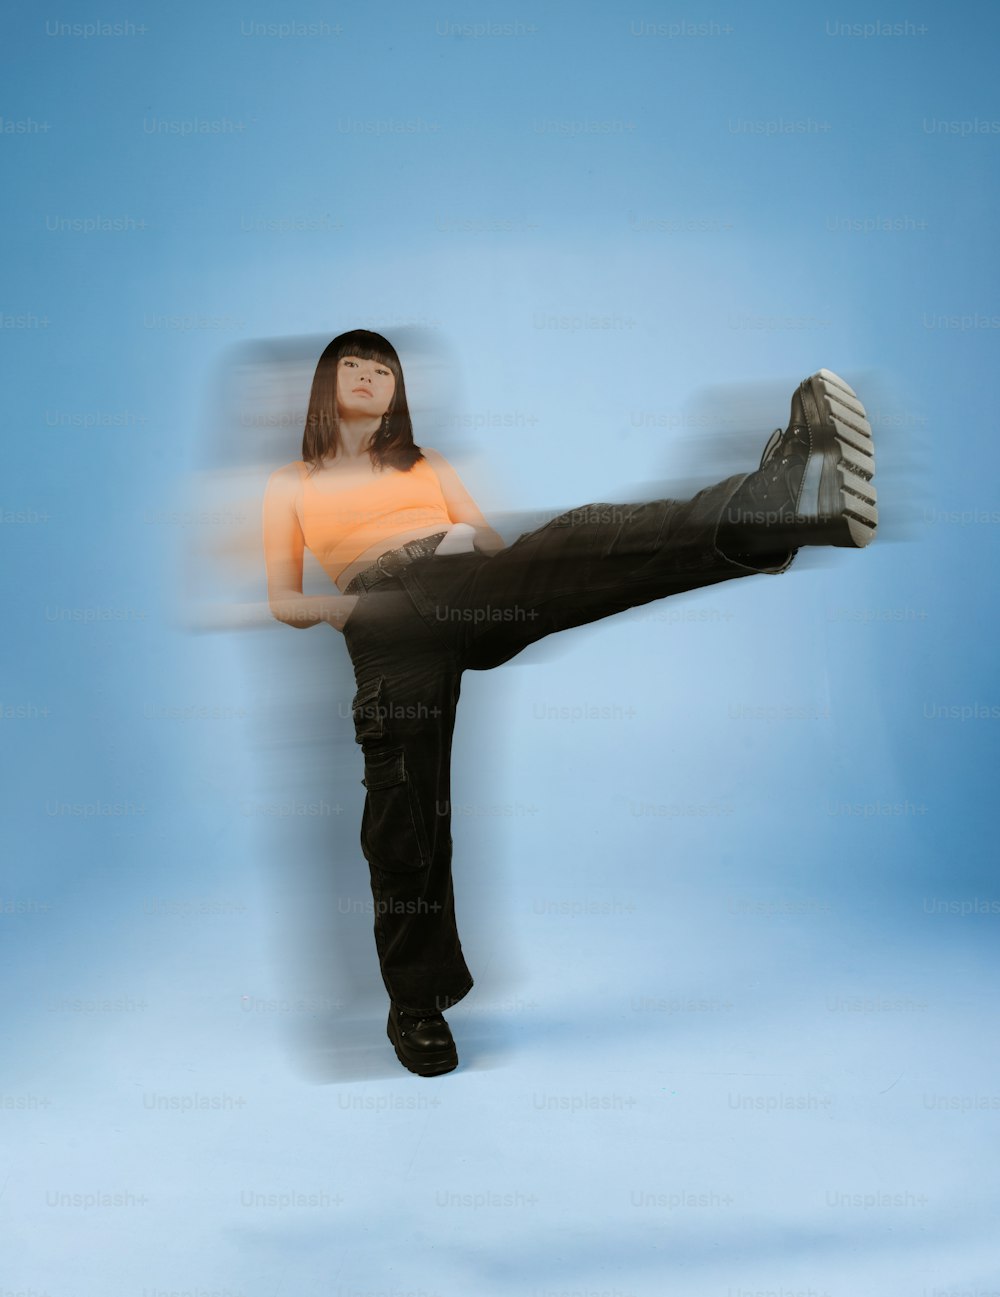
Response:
[421,447,506,554]
[261,465,358,631]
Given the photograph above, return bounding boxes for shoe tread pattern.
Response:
[809,369,877,547]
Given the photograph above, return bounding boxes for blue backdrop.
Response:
[3,2,998,1294]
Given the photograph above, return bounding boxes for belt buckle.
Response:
[376,549,405,581]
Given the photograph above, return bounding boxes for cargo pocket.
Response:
[360,747,431,872]
[350,677,385,745]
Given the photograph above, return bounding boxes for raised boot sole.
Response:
[797,368,877,548]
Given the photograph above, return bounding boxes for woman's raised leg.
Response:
[399,368,875,671]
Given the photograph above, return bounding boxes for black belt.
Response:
[343,532,449,596]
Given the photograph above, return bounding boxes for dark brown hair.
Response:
[301,329,423,473]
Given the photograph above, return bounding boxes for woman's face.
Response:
[336,354,396,420]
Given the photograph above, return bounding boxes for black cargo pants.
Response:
[341,472,795,1016]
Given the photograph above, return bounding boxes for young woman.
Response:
[262,329,877,1077]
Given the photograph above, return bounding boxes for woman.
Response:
[262,329,877,1077]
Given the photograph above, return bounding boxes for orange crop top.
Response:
[298,455,454,582]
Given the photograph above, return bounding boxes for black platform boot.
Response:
[716,368,877,563]
[387,1001,459,1077]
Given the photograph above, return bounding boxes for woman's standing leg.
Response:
[341,583,474,1023]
